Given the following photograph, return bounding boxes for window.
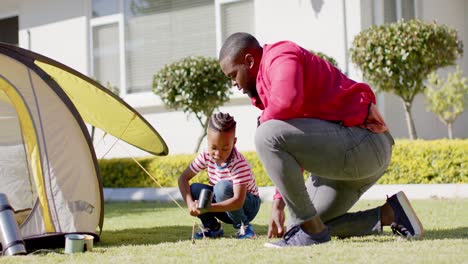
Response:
[0,16,18,45]
[398,0,415,21]
[93,23,120,92]
[374,0,415,25]
[220,0,254,43]
[125,0,216,93]
[216,0,255,53]
[91,0,216,95]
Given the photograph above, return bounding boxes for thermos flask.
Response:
[0,193,26,256]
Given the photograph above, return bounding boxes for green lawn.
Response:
[2,199,467,263]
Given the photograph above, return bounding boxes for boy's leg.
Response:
[255,118,392,227]
[213,180,258,227]
[190,183,225,228]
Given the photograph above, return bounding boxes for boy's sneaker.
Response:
[193,225,224,239]
[264,225,330,248]
[387,191,424,239]
[236,224,256,239]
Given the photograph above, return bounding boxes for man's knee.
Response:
[255,120,285,151]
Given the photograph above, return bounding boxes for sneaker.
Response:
[236,224,256,239]
[386,191,424,239]
[264,225,330,248]
[193,225,224,239]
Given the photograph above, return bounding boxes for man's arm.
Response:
[260,53,305,123]
[268,198,286,238]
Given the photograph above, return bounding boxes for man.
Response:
[218,32,424,248]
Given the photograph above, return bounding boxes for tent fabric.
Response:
[0,51,102,237]
[35,61,168,156]
[0,42,168,156]
[0,42,168,248]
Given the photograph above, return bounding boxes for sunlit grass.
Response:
[2,199,467,264]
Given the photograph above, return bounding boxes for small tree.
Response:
[350,19,463,139]
[310,50,339,69]
[153,56,232,152]
[425,67,468,139]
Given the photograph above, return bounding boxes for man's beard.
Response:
[246,88,258,98]
[245,79,258,98]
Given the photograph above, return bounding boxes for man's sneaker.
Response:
[264,225,330,248]
[193,225,224,239]
[236,224,256,239]
[387,191,424,239]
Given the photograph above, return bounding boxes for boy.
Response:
[178,112,260,239]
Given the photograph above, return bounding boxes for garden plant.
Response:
[350,19,463,139]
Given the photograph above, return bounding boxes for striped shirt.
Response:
[189,147,259,196]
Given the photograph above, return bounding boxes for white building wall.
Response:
[1,0,467,158]
[15,0,90,74]
[99,0,364,157]
[0,0,18,19]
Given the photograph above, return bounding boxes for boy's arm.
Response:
[177,165,197,208]
[208,183,247,212]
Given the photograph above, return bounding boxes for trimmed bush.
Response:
[152,56,232,152]
[350,19,463,139]
[380,139,467,184]
[99,140,468,187]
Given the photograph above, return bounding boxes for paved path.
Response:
[104,184,468,202]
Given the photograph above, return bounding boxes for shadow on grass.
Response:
[423,227,468,240]
[340,226,468,243]
[99,225,467,247]
[99,224,269,247]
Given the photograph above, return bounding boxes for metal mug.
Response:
[64,234,85,254]
[197,189,213,209]
[83,235,94,252]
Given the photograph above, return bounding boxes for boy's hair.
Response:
[208,112,236,133]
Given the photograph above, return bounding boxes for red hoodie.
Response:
[253,41,375,126]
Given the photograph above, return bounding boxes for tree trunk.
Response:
[402,100,418,140]
[193,118,209,153]
[448,123,453,139]
[194,129,207,153]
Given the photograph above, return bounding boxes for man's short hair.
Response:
[219,32,260,62]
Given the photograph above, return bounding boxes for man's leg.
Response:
[255,118,392,232]
[305,175,383,238]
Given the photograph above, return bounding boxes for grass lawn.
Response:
[2,198,467,263]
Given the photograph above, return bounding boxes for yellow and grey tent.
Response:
[0,42,168,251]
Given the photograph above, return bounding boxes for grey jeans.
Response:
[255,118,394,238]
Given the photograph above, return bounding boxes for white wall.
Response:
[106,0,364,157]
[0,0,18,19]
[3,0,466,158]
[254,0,348,71]
[17,0,90,74]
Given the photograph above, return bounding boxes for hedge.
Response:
[99,140,468,187]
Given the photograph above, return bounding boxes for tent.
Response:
[0,42,168,251]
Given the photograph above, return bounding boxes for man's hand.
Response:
[268,198,286,238]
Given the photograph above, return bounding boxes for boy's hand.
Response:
[188,200,207,216]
